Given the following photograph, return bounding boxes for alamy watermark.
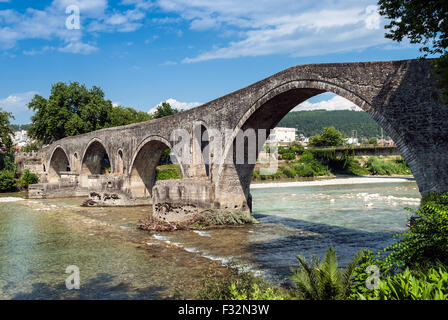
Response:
[65,5,80,30]
[65,265,80,290]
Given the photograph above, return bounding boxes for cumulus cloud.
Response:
[0,0,149,53]
[175,1,388,62]
[0,91,38,123]
[293,94,362,111]
[148,98,202,113]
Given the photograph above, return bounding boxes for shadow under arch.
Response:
[48,145,71,183]
[216,79,414,203]
[80,138,112,188]
[128,135,185,198]
[192,121,210,177]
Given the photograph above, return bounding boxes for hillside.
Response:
[277,110,383,138]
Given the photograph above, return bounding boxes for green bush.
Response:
[18,169,39,189]
[357,267,448,300]
[349,250,392,299]
[298,151,329,176]
[280,166,296,178]
[156,168,182,180]
[195,266,286,300]
[380,192,448,268]
[365,156,411,175]
[281,152,295,160]
[290,245,364,300]
[252,170,260,180]
[294,163,315,177]
[0,170,17,192]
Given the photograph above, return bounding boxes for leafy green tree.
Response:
[151,102,179,119]
[0,107,14,151]
[309,126,345,147]
[378,0,448,100]
[28,82,152,144]
[106,106,151,128]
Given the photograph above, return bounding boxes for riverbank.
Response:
[251,175,415,189]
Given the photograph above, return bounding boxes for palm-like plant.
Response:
[290,245,364,300]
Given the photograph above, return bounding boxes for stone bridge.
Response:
[26,59,448,221]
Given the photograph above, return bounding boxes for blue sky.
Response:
[0,0,422,124]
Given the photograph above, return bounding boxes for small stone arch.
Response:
[48,145,71,183]
[80,138,112,188]
[128,136,185,198]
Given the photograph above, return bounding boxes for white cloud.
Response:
[23,46,55,56]
[294,94,362,111]
[0,91,38,122]
[151,0,391,63]
[148,98,202,113]
[58,41,98,54]
[0,0,149,53]
[181,4,387,62]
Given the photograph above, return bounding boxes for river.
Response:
[0,178,420,299]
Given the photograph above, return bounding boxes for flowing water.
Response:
[0,180,420,299]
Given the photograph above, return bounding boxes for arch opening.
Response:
[80,141,111,187]
[129,139,183,198]
[48,147,71,183]
[219,88,411,209]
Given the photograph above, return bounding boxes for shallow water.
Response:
[0,181,420,299]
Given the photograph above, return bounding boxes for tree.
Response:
[368,137,378,145]
[0,107,14,151]
[309,126,345,147]
[378,0,448,100]
[106,106,151,128]
[151,102,180,119]
[28,82,151,144]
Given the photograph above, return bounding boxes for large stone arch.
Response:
[128,136,185,198]
[215,80,416,210]
[80,138,112,188]
[48,145,71,183]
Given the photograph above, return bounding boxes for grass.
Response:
[156,164,182,180]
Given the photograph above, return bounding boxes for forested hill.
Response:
[277,110,383,138]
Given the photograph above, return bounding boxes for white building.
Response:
[11,130,33,148]
[345,137,360,146]
[266,127,296,143]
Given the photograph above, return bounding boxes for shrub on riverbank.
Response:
[365,156,412,175]
[18,169,39,189]
[356,267,448,300]
[195,266,287,300]
[290,245,364,300]
[0,168,39,192]
[0,170,16,192]
[378,192,448,269]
